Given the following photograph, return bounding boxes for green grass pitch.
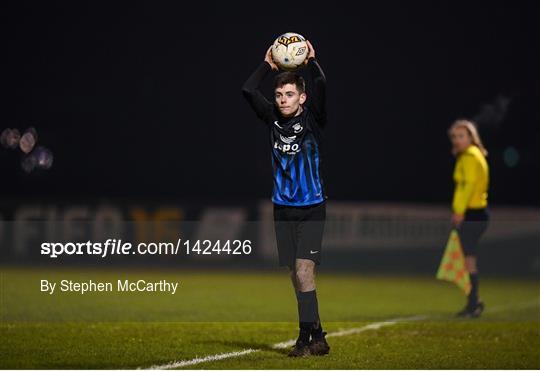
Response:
[1,267,539,369]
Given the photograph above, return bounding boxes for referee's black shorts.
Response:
[273,201,326,269]
[458,208,489,256]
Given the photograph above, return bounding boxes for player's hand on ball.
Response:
[264,45,279,71]
[305,40,316,61]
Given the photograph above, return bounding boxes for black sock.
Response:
[310,291,324,339]
[298,322,312,343]
[312,318,324,340]
[468,273,479,307]
[296,290,321,342]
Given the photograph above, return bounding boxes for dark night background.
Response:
[1,1,539,206]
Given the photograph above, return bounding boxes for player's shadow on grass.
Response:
[204,340,289,355]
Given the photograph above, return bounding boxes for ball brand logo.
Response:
[295,47,306,56]
[277,35,303,46]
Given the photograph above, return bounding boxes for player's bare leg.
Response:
[295,258,316,291]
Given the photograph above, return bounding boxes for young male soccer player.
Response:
[242,41,330,357]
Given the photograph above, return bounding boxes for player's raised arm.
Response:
[241,46,278,122]
[304,40,327,125]
[304,41,325,80]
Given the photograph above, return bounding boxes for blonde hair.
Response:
[448,119,488,157]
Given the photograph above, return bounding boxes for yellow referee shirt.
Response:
[452,145,489,215]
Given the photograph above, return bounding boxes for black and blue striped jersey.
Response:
[242,59,327,206]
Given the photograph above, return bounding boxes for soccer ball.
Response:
[271,32,308,71]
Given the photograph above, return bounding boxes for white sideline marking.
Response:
[147,349,257,370]
[143,315,425,370]
[272,315,426,350]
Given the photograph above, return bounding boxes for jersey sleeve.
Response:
[242,62,274,124]
[452,154,480,215]
[305,57,327,126]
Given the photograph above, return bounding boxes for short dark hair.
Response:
[274,72,305,94]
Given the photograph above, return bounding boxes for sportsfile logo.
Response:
[277,35,303,46]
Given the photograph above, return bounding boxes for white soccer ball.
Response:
[271,32,308,71]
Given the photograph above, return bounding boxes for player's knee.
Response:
[295,266,314,285]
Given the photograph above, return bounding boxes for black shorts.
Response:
[273,201,326,268]
[458,208,489,256]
